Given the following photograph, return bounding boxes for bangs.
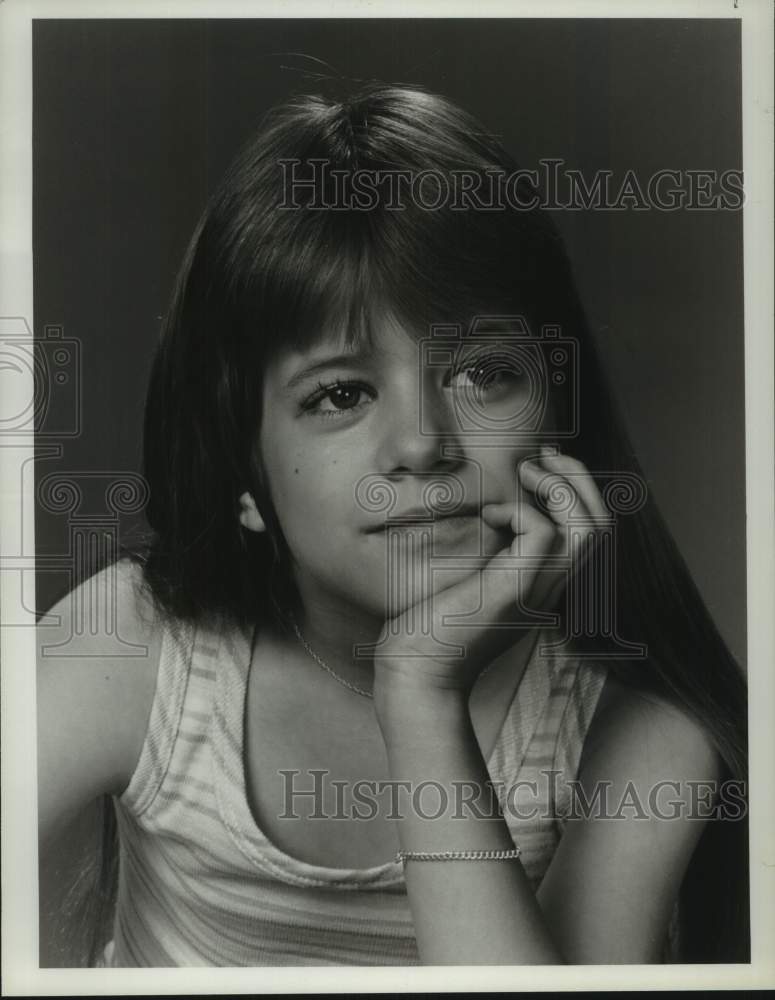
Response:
[232,193,558,362]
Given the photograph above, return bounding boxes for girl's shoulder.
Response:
[37,558,168,812]
[579,670,723,786]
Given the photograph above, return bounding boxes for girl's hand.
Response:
[372,448,609,717]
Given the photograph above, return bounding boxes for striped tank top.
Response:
[104,613,609,967]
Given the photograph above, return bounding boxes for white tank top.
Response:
[102,612,610,966]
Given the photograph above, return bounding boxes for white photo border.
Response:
[1,0,773,993]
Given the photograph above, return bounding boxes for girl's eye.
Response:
[447,356,529,398]
[302,381,375,418]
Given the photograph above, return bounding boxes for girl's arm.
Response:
[536,673,722,963]
[374,452,723,964]
[37,560,161,964]
[377,684,562,964]
[376,673,721,965]
[37,560,160,844]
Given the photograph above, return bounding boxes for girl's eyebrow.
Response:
[283,350,374,390]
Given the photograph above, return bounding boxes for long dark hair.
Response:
[119,84,747,962]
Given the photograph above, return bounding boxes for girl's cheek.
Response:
[482,447,538,495]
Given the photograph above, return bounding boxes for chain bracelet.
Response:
[395,848,521,863]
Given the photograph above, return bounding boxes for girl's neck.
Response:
[285,590,386,686]
[272,587,542,703]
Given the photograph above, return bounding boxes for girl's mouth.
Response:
[363,504,482,534]
[363,508,492,553]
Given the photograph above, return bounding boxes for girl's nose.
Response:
[376,383,462,477]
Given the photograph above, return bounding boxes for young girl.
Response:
[37,84,748,967]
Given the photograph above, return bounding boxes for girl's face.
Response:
[256,313,547,623]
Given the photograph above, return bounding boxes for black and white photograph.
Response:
[1,0,773,993]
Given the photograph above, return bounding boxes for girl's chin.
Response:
[349,523,502,617]
[380,564,493,620]
[303,523,503,621]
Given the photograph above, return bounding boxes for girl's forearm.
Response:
[376,687,564,965]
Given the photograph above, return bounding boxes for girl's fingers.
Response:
[474,453,607,627]
[479,497,562,615]
[530,449,608,579]
[516,459,591,595]
[518,456,590,530]
[480,494,551,540]
[538,446,609,523]
[515,454,603,609]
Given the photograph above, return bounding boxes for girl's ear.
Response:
[238,492,267,533]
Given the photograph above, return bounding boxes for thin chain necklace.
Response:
[290,618,374,699]
[288,616,533,699]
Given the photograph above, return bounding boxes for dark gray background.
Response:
[33,18,746,666]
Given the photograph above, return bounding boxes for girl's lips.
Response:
[364,512,491,550]
[363,505,482,533]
